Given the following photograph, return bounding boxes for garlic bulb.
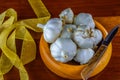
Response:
[73,28,102,48]
[74,48,94,64]
[37,18,63,43]
[59,8,74,24]
[60,24,76,38]
[50,38,77,63]
[74,13,95,29]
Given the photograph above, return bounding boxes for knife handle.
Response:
[81,45,107,80]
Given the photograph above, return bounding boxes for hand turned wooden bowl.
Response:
[39,20,112,79]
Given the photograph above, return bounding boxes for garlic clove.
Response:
[60,24,76,38]
[74,13,95,29]
[59,8,74,24]
[92,29,102,45]
[44,18,63,31]
[50,38,77,63]
[44,28,60,43]
[73,28,103,49]
[38,18,63,43]
[73,30,94,48]
[74,48,94,64]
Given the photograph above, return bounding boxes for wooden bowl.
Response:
[39,20,112,79]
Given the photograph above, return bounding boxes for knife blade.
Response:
[81,25,119,80]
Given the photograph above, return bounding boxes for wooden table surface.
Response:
[0,0,120,80]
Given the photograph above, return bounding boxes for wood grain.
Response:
[0,0,120,80]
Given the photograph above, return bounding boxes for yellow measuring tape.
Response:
[0,0,51,80]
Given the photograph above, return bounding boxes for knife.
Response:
[81,25,119,80]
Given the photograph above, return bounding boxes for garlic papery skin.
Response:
[74,48,94,64]
[73,28,102,48]
[74,13,95,29]
[59,8,74,24]
[37,18,63,43]
[50,38,77,63]
[60,24,76,38]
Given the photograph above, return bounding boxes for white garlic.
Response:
[73,28,102,48]
[74,13,95,29]
[59,8,74,24]
[60,24,76,38]
[50,38,77,63]
[37,18,63,43]
[74,48,94,64]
